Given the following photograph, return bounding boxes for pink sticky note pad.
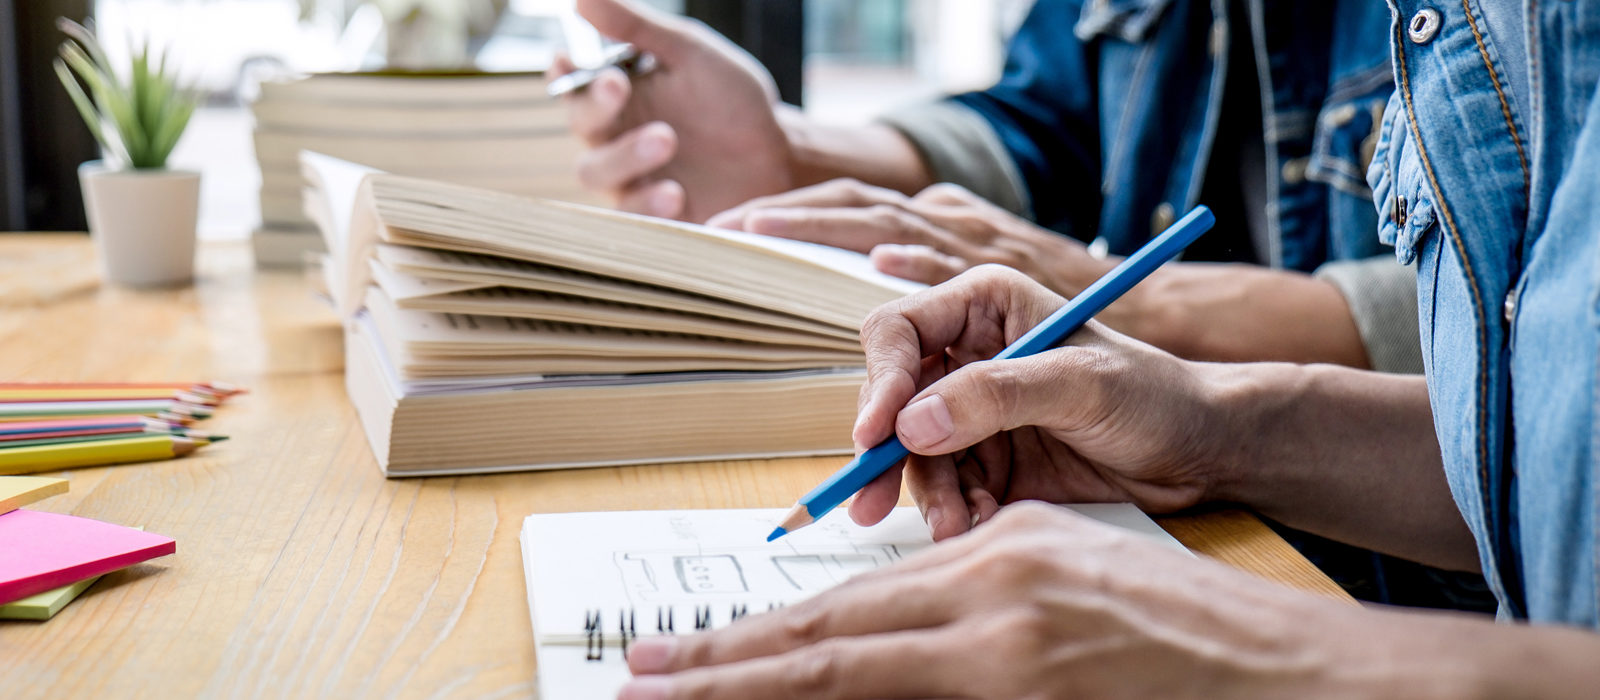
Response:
[0,510,175,605]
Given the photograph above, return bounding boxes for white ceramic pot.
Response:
[78,161,200,288]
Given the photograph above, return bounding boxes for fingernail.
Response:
[648,185,681,217]
[618,676,672,700]
[599,74,626,103]
[637,132,669,162]
[926,505,946,534]
[897,395,953,449]
[627,637,678,674]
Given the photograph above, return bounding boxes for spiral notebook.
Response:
[519,505,1186,699]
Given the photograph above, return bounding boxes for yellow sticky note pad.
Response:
[0,575,101,620]
[0,476,68,515]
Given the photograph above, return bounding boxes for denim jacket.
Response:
[943,0,1395,272]
[1368,0,1600,625]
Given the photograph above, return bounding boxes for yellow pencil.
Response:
[0,435,223,476]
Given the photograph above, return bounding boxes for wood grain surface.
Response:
[0,235,1352,698]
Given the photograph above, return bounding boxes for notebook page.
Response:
[521,504,1186,699]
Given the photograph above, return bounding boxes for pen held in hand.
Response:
[547,45,659,98]
[768,205,1216,541]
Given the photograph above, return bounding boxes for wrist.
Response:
[774,104,819,189]
[1189,361,1305,506]
[775,105,934,194]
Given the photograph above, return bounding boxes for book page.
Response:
[521,505,1186,700]
[374,244,859,340]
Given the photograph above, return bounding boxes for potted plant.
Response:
[55,18,200,288]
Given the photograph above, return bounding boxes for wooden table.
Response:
[0,235,1351,697]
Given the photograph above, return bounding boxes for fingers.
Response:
[749,206,967,254]
[895,347,1111,455]
[575,121,677,191]
[622,629,968,700]
[870,243,967,285]
[627,567,960,676]
[550,53,577,78]
[910,182,987,207]
[856,266,1056,448]
[563,67,631,143]
[846,461,904,527]
[706,178,907,231]
[616,179,687,219]
[903,453,971,540]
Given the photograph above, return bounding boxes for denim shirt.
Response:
[1368,0,1600,626]
[949,0,1394,272]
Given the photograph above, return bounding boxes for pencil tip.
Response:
[207,435,229,443]
[766,527,786,542]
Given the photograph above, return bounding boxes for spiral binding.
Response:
[582,603,778,662]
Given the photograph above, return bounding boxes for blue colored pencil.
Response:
[769,206,1215,541]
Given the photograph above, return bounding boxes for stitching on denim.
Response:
[1461,0,1531,198]
[1395,16,1497,579]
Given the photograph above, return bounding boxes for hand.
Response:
[843,266,1235,541]
[617,501,1409,700]
[707,179,1116,296]
[552,0,795,222]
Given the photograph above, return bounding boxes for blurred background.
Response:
[0,0,1032,238]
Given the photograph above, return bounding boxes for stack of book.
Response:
[304,153,922,476]
[251,71,594,267]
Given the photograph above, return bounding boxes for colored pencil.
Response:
[0,416,178,436]
[0,400,213,419]
[0,389,225,405]
[0,430,218,449]
[0,381,243,398]
[768,205,1216,541]
[0,412,196,426]
[0,434,224,476]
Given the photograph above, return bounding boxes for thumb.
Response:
[576,0,695,59]
[894,351,1100,454]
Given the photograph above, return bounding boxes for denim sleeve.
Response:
[944,0,1102,240]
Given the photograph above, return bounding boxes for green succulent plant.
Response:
[54,18,198,170]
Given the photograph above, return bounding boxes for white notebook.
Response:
[519,504,1186,699]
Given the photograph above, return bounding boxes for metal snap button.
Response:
[1408,8,1442,44]
[1393,196,1409,227]
[1503,287,1518,324]
[1151,202,1176,235]
[1281,157,1309,185]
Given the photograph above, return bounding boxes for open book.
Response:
[304,153,923,474]
[520,505,1187,699]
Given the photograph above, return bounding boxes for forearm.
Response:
[1202,362,1479,571]
[1121,263,1372,368]
[1354,607,1600,699]
[776,105,935,196]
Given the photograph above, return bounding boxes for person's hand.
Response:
[551,0,794,222]
[707,178,1117,296]
[617,501,1406,700]
[843,265,1237,541]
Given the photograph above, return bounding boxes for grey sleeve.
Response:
[877,100,1032,219]
[1313,255,1424,374]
